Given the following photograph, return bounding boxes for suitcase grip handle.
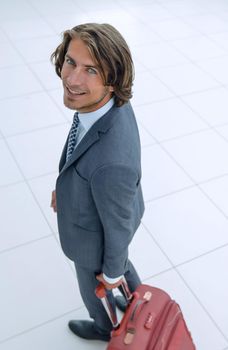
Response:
[95,277,132,301]
[113,292,150,336]
[95,283,119,329]
[95,278,133,329]
[118,277,133,302]
[126,298,148,328]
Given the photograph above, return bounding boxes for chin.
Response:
[63,96,78,110]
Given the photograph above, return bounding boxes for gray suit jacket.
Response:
[55,102,144,278]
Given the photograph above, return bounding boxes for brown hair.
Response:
[51,23,134,107]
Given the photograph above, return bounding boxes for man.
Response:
[50,23,144,342]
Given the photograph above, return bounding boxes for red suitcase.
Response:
[96,281,196,350]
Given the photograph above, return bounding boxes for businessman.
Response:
[50,23,144,342]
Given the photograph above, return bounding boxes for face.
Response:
[61,38,113,113]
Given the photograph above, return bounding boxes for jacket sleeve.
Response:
[90,163,140,278]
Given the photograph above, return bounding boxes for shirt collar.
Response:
[78,98,115,132]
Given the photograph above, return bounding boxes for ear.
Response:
[108,85,114,92]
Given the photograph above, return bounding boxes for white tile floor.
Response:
[1,0,228,349]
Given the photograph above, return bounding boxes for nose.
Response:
[66,67,84,86]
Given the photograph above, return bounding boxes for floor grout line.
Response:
[0,124,76,277]
[0,306,85,345]
[0,234,54,256]
[139,119,228,221]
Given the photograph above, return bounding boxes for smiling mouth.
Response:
[66,86,86,96]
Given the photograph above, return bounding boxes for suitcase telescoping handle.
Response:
[95,277,133,329]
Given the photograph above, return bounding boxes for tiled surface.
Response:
[1,18,55,40]
[13,35,61,63]
[197,56,228,85]
[0,237,82,342]
[1,1,228,349]
[200,175,228,217]
[142,186,228,265]
[132,70,174,106]
[129,225,172,280]
[162,130,228,183]
[0,92,67,137]
[0,309,107,350]
[135,98,208,142]
[182,87,228,127]
[7,124,69,178]
[141,144,193,201]
[152,63,220,96]
[28,173,59,234]
[0,66,43,100]
[177,246,228,340]
[133,42,189,69]
[0,139,24,186]
[0,182,52,251]
[171,36,227,61]
[30,61,62,90]
[148,18,200,40]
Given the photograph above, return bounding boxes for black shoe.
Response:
[68,320,111,342]
[115,295,128,313]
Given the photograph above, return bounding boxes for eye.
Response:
[65,57,74,65]
[87,67,97,74]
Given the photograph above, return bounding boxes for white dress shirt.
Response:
[74,98,114,150]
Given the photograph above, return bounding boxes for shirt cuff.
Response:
[103,273,123,284]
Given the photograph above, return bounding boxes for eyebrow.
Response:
[65,54,99,69]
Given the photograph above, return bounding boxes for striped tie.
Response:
[66,112,80,162]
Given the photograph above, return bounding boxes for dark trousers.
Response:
[74,260,141,333]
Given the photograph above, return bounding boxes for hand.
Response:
[50,190,57,213]
[96,273,123,290]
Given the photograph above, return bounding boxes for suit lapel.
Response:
[59,129,100,175]
[59,136,68,172]
[58,103,120,176]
